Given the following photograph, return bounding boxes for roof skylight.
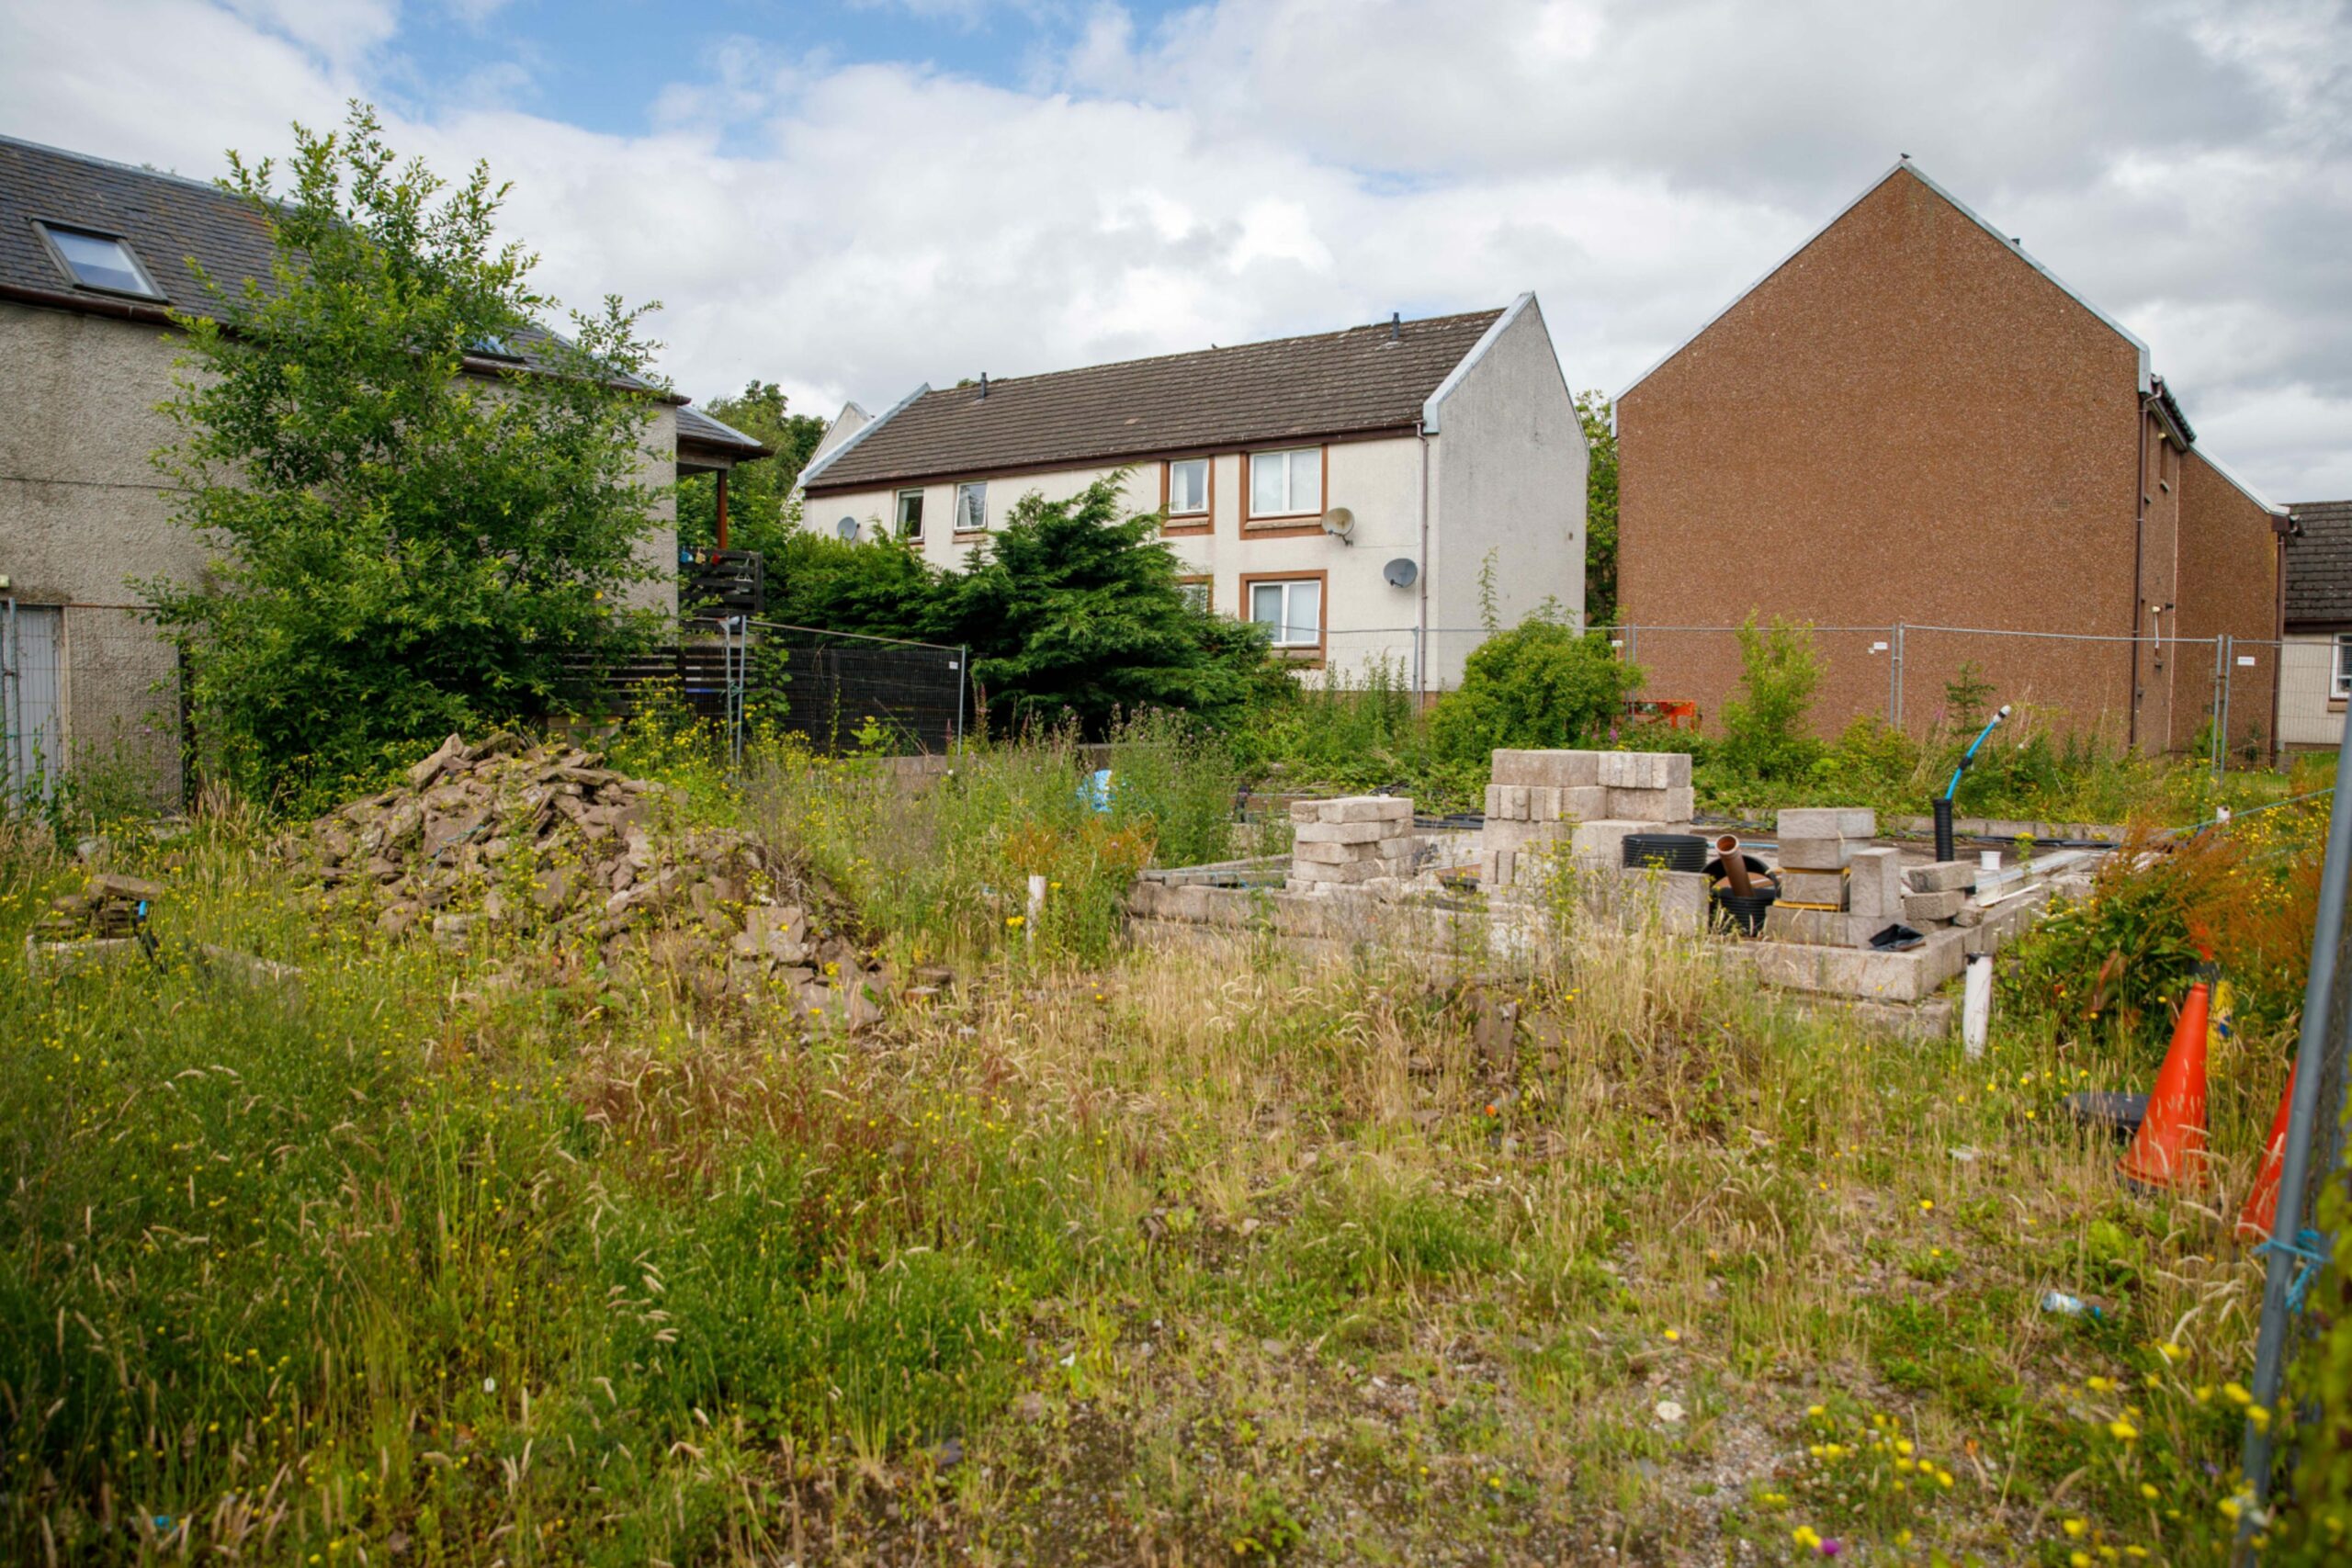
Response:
[37,223,162,299]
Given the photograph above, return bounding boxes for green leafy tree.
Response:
[944,476,1276,734]
[1576,389,1619,625]
[1716,615,1824,783]
[1428,614,1641,763]
[674,380,829,556]
[145,105,666,803]
[764,531,951,638]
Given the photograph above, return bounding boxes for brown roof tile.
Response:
[804,308,1503,492]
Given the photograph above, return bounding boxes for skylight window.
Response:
[37,223,162,299]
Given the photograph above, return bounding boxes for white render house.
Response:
[797,297,1586,690]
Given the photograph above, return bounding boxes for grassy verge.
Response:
[0,738,2319,1563]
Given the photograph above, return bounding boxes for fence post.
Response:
[2209,634,2227,780]
[955,644,968,754]
[1890,622,1905,732]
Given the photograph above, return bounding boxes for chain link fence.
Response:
[1,601,183,813]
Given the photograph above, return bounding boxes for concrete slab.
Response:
[1608,784,1697,823]
[1904,889,1966,922]
[1732,927,1966,1003]
[1906,860,1979,894]
[1779,870,1848,907]
[1776,807,1877,839]
[1848,848,1905,920]
[1492,749,1601,788]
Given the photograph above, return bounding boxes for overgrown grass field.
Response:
[0,734,2334,1564]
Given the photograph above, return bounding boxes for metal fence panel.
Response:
[746,621,967,755]
[1,602,181,811]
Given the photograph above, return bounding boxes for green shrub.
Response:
[1427,615,1640,765]
[1714,615,1822,784]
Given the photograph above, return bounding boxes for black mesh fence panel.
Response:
[746,623,967,755]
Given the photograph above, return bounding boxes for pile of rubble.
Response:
[31,870,164,943]
[294,733,895,1028]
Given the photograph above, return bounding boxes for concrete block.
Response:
[1298,856,1387,885]
[1487,849,1515,887]
[1904,889,1966,922]
[1761,905,1874,947]
[1289,797,1330,824]
[1600,866,1710,935]
[1598,750,1693,789]
[1479,817,1563,852]
[1557,785,1608,821]
[1738,927,1965,1004]
[1526,785,1561,821]
[1777,870,1848,907]
[1906,860,1978,894]
[1326,795,1414,823]
[1777,836,1856,871]
[1295,818,1392,845]
[1569,818,1667,863]
[1491,749,1601,788]
[1963,886,2052,956]
[1501,784,1530,820]
[1847,848,1905,920]
[1776,807,1877,839]
[1608,784,1696,823]
[1293,838,1375,865]
[1485,784,1505,819]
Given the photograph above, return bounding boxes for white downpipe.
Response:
[1026,874,1046,942]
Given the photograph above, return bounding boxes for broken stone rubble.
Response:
[290,733,899,1031]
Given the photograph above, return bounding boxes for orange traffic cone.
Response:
[2120,965,2212,1190]
[2236,1065,2297,1241]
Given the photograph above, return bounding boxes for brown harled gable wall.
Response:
[2174,449,2284,756]
[1619,167,2145,745]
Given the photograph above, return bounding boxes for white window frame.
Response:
[895,488,925,540]
[2334,633,2352,699]
[1166,457,1210,518]
[1248,447,1323,519]
[1248,577,1322,649]
[954,481,988,533]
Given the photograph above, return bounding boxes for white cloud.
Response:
[2,0,2347,497]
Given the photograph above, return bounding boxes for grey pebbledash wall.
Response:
[0,299,681,804]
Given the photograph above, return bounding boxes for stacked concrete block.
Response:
[1598,750,1696,826]
[1287,796,1418,893]
[1902,860,1977,929]
[1774,807,1875,877]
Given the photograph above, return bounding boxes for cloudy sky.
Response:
[5,0,2347,496]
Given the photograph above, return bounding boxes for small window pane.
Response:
[896,490,925,539]
[1179,580,1210,613]
[1288,449,1322,515]
[1169,458,1207,514]
[2335,635,2352,696]
[1251,455,1286,516]
[956,482,987,531]
[46,227,157,297]
[1286,581,1321,645]
[1250,582,1284,626]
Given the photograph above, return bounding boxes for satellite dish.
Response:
[836,516,859,540]
[1320,505,1355,542]
[1384,557,1419,589]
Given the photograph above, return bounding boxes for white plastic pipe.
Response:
[1962,953,1993,1057]
[1026,874,1046,942]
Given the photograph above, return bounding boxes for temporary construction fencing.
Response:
[740,621,968,758]
[0,601,184,811]
[1611,622,2284,769]
[2239,744,2352,1534]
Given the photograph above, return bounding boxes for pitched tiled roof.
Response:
[0,133,694,407]
[0,134,275,319]
[803,308,1505,492]
[2285,500,2352,626]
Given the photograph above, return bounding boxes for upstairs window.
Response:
[1249,447,1322,518]
[895,488,925,540]
[955,481,988,532]
[38,222,162,299]
[1166,457,1209,517]
[2335,633,2352,699]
